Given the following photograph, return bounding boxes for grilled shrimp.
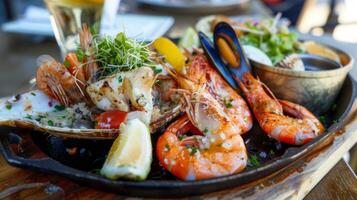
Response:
[156,97,247,180]
[36,25,97,106]
[36,57,90,106]
[156,53,249,180]
[166,53,253,134]
[239,73,325,145]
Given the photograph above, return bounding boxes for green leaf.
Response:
[117,76,123,83]
[54,105,66,111]
[165,144,170,151]
[319,115,326,124]
[48,120,54,126]
[64,60,71,68]
[248,155,260,167]
[203,128,208,133]
[76,48,85,62]
[5,102,12,110]
[178,135,185,141]
[190,147,199,156]
[223,98,233,109]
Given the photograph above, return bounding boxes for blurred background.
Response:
[0,0,357,168]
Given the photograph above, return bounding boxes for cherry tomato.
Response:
[95,110,128,129]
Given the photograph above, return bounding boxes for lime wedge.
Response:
[152,37,186,72]
[101,118,152,180]
[178,27,200,52]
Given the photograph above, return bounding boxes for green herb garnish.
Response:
[248,155,260,167]
[118,76,123,83]
[5,102,12,110]
[190,147,199,156]
[54,105,65,111]
[25,114,32,120]
[203,128,208,134]
[223,98,233,109]
[47,120,54,126]
[76,48,85,62]
[30,92,36,96]
[87,32,155,79]
[319,115,326,124]
[64,60,71,68]
[165,144,170,151]
[155,79,161,85]
[178,135,184,141]
[153,68,162,74]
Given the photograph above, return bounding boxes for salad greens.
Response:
[239,18,305,64]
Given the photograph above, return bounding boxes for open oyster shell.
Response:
[0,90,118,139]
[0,89,181,140]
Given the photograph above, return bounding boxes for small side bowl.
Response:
[251,43,354,114]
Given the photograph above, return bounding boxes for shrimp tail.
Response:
[279,100,325,133]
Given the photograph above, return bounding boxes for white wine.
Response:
[45,0,104,56]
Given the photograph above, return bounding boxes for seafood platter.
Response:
[0,16,356,197]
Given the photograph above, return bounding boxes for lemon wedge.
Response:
[152,37,186,72]
[100,118,152,180]
[52,0,104,7]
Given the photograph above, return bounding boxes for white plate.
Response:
[137,0,251,13]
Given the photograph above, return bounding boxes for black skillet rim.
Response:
[0,74,356,198]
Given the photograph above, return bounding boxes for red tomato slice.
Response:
[95,110,128,129]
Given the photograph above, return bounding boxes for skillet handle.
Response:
[0,134,91,179]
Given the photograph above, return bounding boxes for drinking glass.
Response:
[44,0,104,58]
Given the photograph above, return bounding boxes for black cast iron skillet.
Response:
[0,73,356,198]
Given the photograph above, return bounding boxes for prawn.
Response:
[36,58,89,106]
[156,97,247,180]
[156,53,249,180]
[239,73,325,145]
[36,24,97,106]
[165,53,253,134]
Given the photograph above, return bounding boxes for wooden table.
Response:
[1,1,357,199]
